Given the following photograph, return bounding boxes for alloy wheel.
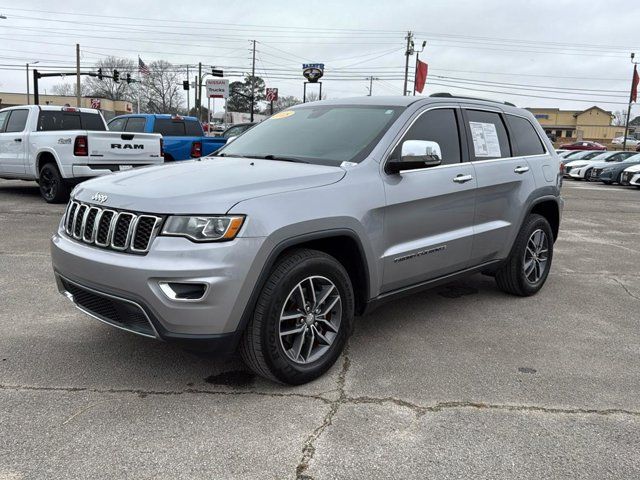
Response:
[40,168,57,200]
[278,275,342,364]
[523,229,549,284]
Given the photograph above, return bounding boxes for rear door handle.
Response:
[514,166,530,174]
[453,174,474,184]
[14,138,22,142]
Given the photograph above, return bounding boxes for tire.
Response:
[602,180,612,185]
[583,169,592,181]
[240,248,354,385]
[495,214,554,297]
[39,162,70,203]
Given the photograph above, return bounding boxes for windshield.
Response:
[216,105,403,165]
[623,155,640,162]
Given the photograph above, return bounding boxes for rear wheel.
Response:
[495,214,554,297]
[240,248,354,385]
[39,162,70,203]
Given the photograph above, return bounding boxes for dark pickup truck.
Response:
[108,114,226,161]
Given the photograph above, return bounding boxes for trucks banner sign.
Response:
[206,79,229,99]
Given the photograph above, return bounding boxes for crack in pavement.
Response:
[295,346,350,480]
[347,396,640,418]
[0,383,333,404]
[611,277,640,302]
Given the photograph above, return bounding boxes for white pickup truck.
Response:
[0,105,164,202]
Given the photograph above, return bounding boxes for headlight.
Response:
[161,215,245,242]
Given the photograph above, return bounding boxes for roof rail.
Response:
[429,92,516,107]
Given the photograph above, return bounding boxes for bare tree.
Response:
[612,110,627,126]
[50,82,84,97]
[83,56,137,102]
[304,91,327,103]
[267,95,301,114]
[140,60,184,114]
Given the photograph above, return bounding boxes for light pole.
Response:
[26,61,40,104]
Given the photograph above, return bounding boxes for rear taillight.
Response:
[191,141,202,158]
[74,135,88,156]
[560,161,566,175]
[160,138,164,157]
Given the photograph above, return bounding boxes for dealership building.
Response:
[526,106,630,141]
[0,92,133,120]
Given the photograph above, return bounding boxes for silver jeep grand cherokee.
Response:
[51,94,563,384]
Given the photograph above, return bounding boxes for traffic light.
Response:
[211,68,223,77]
[183,80,190,90]
[126,73,132,84]
[113,69,120,83]
[97,68,103,80]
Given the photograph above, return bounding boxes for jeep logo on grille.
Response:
[111,144,144,149]
[91,193,108,204]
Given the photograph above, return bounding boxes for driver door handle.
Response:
[453,174,474,184]
[514,165,530,174]
[14,138,22,142]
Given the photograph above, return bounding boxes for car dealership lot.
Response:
[0,179,639,479]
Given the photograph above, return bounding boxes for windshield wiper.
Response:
[243,154,309,164]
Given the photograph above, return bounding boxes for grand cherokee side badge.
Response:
[91,193,108,203]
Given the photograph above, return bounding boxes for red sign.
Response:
[266,88,278,102]
[90,98,101,109]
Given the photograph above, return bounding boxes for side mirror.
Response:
[386,140,442,174]
[225,135,238,144]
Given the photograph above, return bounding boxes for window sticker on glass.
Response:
[469,121,501,157]
[271,110,295,119]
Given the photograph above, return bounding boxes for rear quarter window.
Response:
[507,115,546,156]
[124,117,147,132]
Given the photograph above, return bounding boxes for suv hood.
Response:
[623,164,640,173]
[73,157,346,213]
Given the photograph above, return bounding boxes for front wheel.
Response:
[39,163,70,203]
[240,249,354,385]
[495,214,554,297]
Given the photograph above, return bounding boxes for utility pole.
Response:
[366,76,379,96]
[623,52,639,151]
[26,63,30,104]
[197,62,202,121]
[250,40,256,122]
[403,31,414,96]
[76,43,81,107]
[186,65,190,114]
[413,40,427,96]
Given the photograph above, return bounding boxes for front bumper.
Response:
[51,229,266,342]
[630,174,640,186]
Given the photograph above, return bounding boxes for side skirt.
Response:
[362,260,503,316]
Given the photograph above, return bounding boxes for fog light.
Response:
[159,282,208,301]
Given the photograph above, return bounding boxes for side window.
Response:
[507,115,546,156]
[465,109,511,161]
[392,108,461,165]
[5,109,29,133]
[0,111,9,132]
[108,118,127,132]
[224,126,240,138]
[124,117,146,132]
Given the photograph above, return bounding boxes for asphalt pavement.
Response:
[0,178,639,479]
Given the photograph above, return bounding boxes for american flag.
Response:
[138,57,150,75]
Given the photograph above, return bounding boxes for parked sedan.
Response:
[594,154,640,184]
[563,150,608,177]
[621,164,640,186]
[568,151,637,180]
[612,136,640,148]
[559,141,607,151]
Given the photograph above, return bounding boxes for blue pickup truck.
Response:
[107,114,226,161]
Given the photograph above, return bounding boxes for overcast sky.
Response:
[0,0,638,117]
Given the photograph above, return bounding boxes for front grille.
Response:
[64,201,162,254]
[591,168,602,180]
[565,166,573,174]
[622,172,632,183]
[61,278,156,337]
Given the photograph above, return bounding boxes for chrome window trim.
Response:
[381,104,463,175]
